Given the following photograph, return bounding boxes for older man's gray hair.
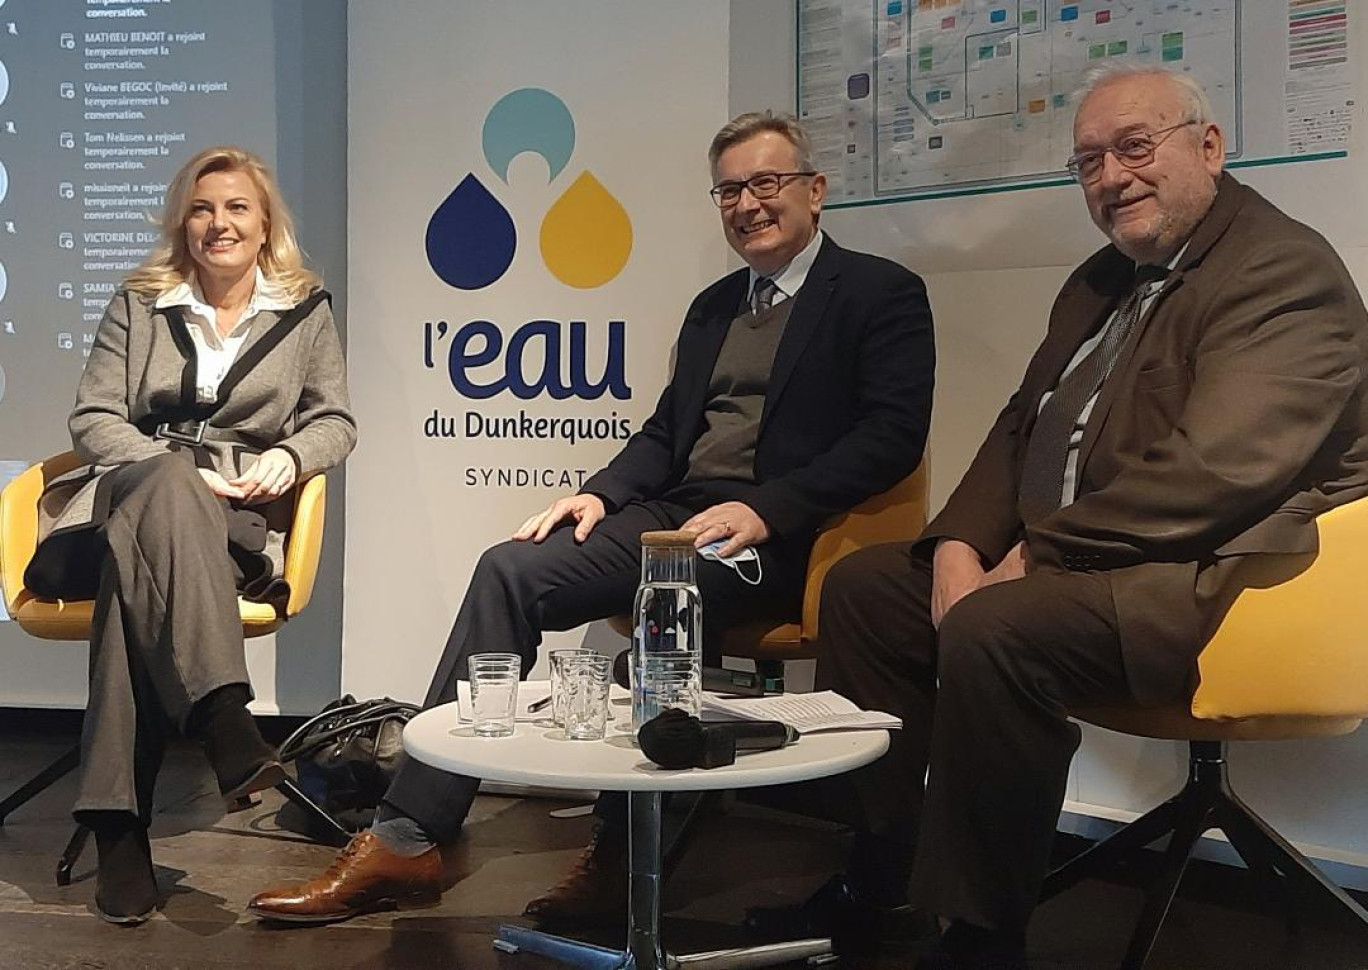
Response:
[1076,63,1216,126]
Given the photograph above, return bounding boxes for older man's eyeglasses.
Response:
[1065,121,1200,183]
[710,171,816,208]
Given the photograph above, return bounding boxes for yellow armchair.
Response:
[0,450,327,639]
[723,458,930,660]
[1047,497,1368,969]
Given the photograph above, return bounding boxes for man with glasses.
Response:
[769,64,1368,968]
[248,111,934,926]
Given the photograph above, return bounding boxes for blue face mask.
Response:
[697,539,763,586]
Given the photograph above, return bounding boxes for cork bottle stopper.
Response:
[639,530,698,548]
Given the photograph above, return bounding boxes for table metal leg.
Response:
[629,790,667,970]
[490,790,665,969]
[496,786,833,970]
[494,925,631,969]
[670,940,835,969]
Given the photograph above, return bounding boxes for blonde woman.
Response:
[26,146,356,924]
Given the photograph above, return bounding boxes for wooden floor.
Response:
[1,710,1366,970]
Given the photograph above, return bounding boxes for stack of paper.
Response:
[700,690,901,734]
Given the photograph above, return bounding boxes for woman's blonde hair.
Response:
[124,145,320,303]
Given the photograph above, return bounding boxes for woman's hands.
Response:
[198,449,298,504]
[197,468,246,501]
[229,448,298,504]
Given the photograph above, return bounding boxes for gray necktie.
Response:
[751,277,778,315]
[1017,265,1168,525]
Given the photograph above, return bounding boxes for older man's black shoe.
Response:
[915,921,1027,970]
[743,873,936,956]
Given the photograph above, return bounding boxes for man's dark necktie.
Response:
[1017,265,1169,525]
[751,277,778,315]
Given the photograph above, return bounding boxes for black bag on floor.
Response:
[277,695,420,834]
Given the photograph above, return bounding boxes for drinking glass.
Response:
[467,652,521,738]
[561,653,612,741]
[548,647,598,727]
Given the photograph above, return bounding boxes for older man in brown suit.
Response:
[787,64,1368,969]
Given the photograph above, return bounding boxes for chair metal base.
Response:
[274,777,351,847]
[57,824,90,886]
[0,744,80,825]
[1042,740,1368,970]
[0,744,85,884]
[0,744,350,884]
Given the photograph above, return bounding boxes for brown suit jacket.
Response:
[924,174,1368,704]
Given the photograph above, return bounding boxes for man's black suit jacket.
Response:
[583,236,935,543]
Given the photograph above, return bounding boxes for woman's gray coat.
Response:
[34,285,356,592]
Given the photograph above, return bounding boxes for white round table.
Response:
[404,702,889,970]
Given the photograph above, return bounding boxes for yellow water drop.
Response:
[540,171,633,289]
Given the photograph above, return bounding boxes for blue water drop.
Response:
[425,173,516,290]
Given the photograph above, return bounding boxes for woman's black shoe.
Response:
[190,684,283,800]
[219,758,287,802]
[90,815,158,925]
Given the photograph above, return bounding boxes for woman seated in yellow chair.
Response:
[24,146,356,924]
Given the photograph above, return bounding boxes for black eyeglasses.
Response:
[1065,121,1200,183]
[709,171,816,208]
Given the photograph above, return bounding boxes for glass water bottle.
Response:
[631,530,703,731]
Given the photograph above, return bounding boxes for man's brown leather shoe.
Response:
[247,831,461,924]
[523,822,628,922]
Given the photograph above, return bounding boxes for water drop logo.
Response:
[425,88,632,290]
[426,174,516,291]
[541,172,632,289]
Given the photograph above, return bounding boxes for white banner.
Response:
[344,1,731,700]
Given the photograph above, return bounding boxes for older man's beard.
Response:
[1112,183,1216,264]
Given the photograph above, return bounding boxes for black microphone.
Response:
[638,708,798,769]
